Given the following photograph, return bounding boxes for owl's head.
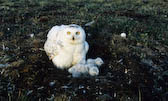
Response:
[62,24,86,44]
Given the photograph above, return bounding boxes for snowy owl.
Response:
[44,24,89,69]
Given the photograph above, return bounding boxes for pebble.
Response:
[61,86,69,89]
[49,81,55,87]
[27,90,33,96]
[30,33,34,38]
[0,64,10,68]
[120,33,126,38]
[38,86,44,90]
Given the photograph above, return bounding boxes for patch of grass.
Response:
[1,0,168,45]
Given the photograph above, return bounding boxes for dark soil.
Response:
[0,0,168,101]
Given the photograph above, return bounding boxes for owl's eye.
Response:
[67,31,71,35]
[76,31,80,35]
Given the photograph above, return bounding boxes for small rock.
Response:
[30,33,34,38]
[120,33,126,38]
[0,64,10,68]
[49,81,55,87]
[114,92,117,97]
[2,44,9,51]
[38,86,44,90]
[1,69,5,74]
[79,85,84,89]
[61,86,69,89]
[27,90,33,96]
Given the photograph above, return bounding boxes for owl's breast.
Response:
[72,43,86,65]
[52,49,74,69]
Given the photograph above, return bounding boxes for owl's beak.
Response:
[72,36,75,40]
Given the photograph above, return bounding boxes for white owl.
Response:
[44,24,89,69]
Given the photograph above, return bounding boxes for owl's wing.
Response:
[44,25,66,59]
[44,39,59,60]
[84,41,89,53]
[47,25,66,40]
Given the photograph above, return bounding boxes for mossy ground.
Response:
[0,0,168,101]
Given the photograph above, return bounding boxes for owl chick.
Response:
[68,63,99,77]
[68,58,104,77]
[88,65,99,76]
[87,57,104,67]
[44,24,89,69]
[87,57,104,76]
[68,63,89,77]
